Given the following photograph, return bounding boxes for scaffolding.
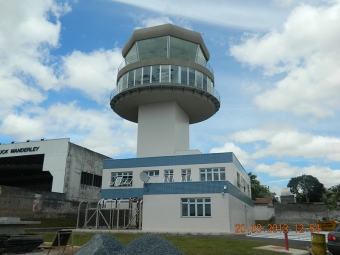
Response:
[76,198,143,230]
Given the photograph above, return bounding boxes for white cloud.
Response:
[136,17,174,28]
[229,123,294,143]
[0,0,70,90]
[60,49,123,103]
[210,142,253,167]
[0,102,137,157]
[0,0,136,157]
[133,15,193,31]
[230,2,340,117]
[252,131,340,161]
[111,0,294,30]
[228,124,340,161]
[0,74,46,118]
[43,103,137,157]
[254,162,340,188]
[0,0,70,119]
[0,114,45,141]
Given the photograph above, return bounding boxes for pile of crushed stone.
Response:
[74,233,184,255]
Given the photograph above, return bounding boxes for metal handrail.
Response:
[110,80,220,102]
[118,50,214,74]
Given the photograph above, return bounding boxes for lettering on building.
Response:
[7,147,40,154]
[0,150,9,155]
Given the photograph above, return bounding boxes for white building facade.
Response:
[0,138,110,202]
[102,152,254,233]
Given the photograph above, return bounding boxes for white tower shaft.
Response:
[137,101,189,157]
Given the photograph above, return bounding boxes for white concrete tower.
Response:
[110,24,220,157]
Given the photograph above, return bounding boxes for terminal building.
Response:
[0,138,110,202]
[102,24,254,233]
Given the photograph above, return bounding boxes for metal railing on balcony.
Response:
[110,78,220,102]
[118,50,214,74]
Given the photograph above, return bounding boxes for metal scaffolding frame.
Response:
[76,198,143,230]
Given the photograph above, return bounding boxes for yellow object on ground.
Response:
[317,219,339,231]
[311,233,326,255]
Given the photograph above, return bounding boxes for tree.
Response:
[248,172,275,200]
[325,184,340,209]
[287,175,326,203]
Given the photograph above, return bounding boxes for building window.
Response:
[144,170,159,177]
[117,65,214,94]
[181,169,191,182]
[93,175,102,188]
[81,171,102,188]
[81,172,93,186]
[200,168,225,181]
[110,172,133,187]
[241,177,246,192]
[181,198,211,217]
[164,169,174,182]
[237,172,241,188]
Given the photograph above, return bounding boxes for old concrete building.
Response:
[0,138,110,202]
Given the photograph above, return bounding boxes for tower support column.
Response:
[137,101,189,157]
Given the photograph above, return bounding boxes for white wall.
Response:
[137,101,189,157]
[254,206,274,221]
[228,194,255,233]
[143,193,230,233]
[142,193,254,234]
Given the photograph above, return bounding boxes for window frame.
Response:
[80,171,102,188]
[181,169,191,182]
[200,168,225,181]
[164,169,174,182]
[181,198,211,217]
[144,170,159,177]
[110,171,133,187]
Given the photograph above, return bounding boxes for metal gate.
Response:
[77,198,143,230]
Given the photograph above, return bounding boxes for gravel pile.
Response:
[120,234,184,255]
[74,234,124,255]
[75,234,184,255]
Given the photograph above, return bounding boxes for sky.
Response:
[0,0,340,195]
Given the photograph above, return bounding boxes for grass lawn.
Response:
[25,218,306,254]
[30,232,302,255]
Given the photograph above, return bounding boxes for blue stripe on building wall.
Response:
[101,188,144,199]
[103,152,233,169]
[101,181,253,207]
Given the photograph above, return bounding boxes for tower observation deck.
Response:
[110,24,220,157]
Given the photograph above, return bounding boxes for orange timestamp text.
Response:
[235,223,321,234]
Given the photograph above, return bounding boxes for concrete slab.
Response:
[254,245,310,254]
[3,249,77,255]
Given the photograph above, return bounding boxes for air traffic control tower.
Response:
[110,24,220,157]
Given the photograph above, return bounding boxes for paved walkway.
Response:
[246,230,329,242]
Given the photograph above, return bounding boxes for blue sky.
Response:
[1,0,340,195]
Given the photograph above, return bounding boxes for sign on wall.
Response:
[0,147,39,155]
